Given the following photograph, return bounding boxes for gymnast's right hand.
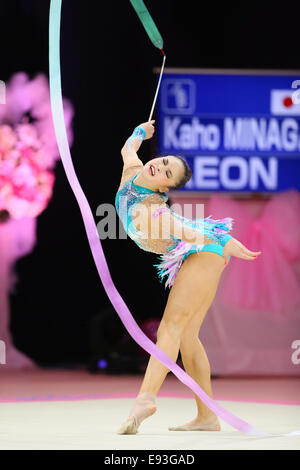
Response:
[138,120,155,140]
[223,238,261,265]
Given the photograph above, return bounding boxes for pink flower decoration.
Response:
[12,162,36,187]
[0,125,18,153]
[16,123,40,149]
[0,72,74,219]
[30,149,54,170]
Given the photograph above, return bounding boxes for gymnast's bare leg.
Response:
[117,250,226,434]
[169,264,223,431]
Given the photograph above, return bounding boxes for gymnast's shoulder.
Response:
[117,164,143,193]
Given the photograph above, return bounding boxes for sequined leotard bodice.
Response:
[115,172,176,254]
[115,172,233,255]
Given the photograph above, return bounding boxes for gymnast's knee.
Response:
[156,313,191,340]
[180,333,200,353]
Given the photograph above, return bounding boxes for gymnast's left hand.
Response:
[223,238,262,265]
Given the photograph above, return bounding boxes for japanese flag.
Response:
[271,89,300,115]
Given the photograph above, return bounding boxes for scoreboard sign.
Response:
[157,69,300,193]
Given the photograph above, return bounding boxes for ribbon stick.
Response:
[148,53,166,122]
[48,0,300,438]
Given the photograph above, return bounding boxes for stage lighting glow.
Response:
[97,359,108,369]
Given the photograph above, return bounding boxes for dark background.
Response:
[1,0,299,366]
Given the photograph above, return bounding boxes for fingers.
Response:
[230,239,262,261]
[238,241,261,258]
[243,254,257,260]
[233,246,261,260]
[240,251,260,260]
[235,240,261,257]
[244,248,261,256]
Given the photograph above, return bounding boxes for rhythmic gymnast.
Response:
[115,120,261,435]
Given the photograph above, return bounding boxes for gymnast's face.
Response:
[143,156,184,192]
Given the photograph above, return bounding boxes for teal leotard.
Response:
[116,172,233,288]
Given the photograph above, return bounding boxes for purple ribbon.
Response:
[48,0,300,438]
